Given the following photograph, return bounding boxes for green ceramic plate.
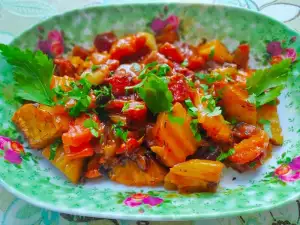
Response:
[1,2,300,221]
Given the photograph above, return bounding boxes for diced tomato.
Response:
[106,73,132,96]
[105,99,127,112]
[110,34,146,60]
[10,141,24,154]
[116,138,140,154]
[65,142,94,159]
[74,113,100,126]
[270,55,283,65]
[62,125,93,147]
[106,59,120,71]
[187,55,206,70]
[54,58,76,77]
[72,45,90,60]
[123,101,147,122]
[168,75,191,102]
[52,105,68,115]
[159,42,184,63]
[233,44,250,69]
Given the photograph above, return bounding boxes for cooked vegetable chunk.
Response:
[109,159,167,186]
[193,92,232,143]
[229,128,269,165]
[151,103,200,167]
[198,40,233,63]
[220,84,257,124]
[257,104,283,145]
[12,104,67,149]
[42,145,84,183]
[164,159,224,193]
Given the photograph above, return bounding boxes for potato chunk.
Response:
[109,159,167,186]
[151,103,200,167]
[220,84,257,124]
[42,145,84,183]
[193,92,232,143]
[257,104,283,145]
[198,40,233,63]
[164,159,224,193]
[12,104,66,149]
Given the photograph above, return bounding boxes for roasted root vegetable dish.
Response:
[0,29,292,193]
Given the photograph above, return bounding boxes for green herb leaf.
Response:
[121,102,130,112]
[168,113,184,125]
[185,78,195,88]
[259,119,272,138]
[246,59,292,107]
[83,118,99,137]
[199,84,209,92]
[196,72,222,84]
[157,64,170,77]
[0,44,54,106]
[91,65,99,72]
[217,148,235,161]
[209,47,215,60]
[201,94,222,117]
[190,119,201,141]
[49,139,62,160]
[247,93,257,104]
[112,122,128,142]
[139,62,158,79]
[184,99,198,117]
[181,59,188,67]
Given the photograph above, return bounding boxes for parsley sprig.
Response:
[246,59,292,107]
[126,62,173,114]
[54,78,92,117]
[84,119,99,137]
[201,94,222,117]
[0,44,54,106]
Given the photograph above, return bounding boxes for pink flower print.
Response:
[150,14,180,34]
[0,136,24,165]
[142,196,163,206]
[37,29,64,57]
[4,149,22,164]
[151,18,166,33]
[274,156,300,182]
[289,156,300,170]
[165,14,180,30]
[267,41,282,56]
[0,136,11,150]
[124,193,164,207]
[284,48,297,62]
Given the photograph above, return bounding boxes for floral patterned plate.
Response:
[0,2,300,221]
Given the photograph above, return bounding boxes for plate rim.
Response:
[1,1,300,221]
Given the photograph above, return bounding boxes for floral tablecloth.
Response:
[0,0,300,224]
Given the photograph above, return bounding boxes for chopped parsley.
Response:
[112,121,128,142]
[121,102,130,112]
[49,139,62,160]
[91,65,99,72]
[83,119,99,137]
[217,148,235,161]
[184,99,198,117]
[200,84,209,92]
[201,94,222,117]
[195,72,222,84]
[190,119,201,141]
[168,113,184,125]
[181,59,188,67]
[54,78,92,117]
[208,47,215,60]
